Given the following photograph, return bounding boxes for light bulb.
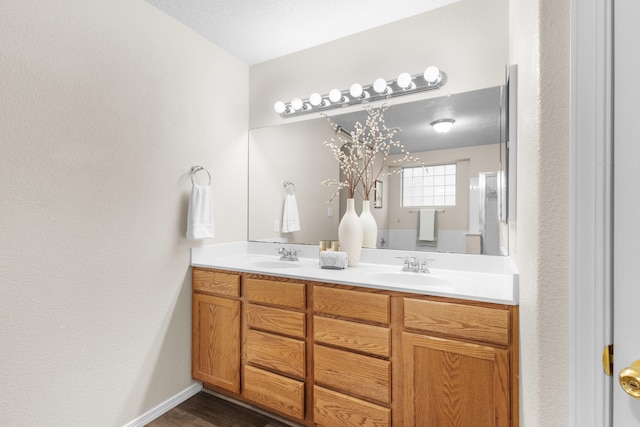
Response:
[329,89,344,103]
[397,72,414,90]
[291,97,303,111]
[274,101,286,114]
[424,66,442,84]
[373,78,388,94]
[350,83,364,98]
[309,92,323,106]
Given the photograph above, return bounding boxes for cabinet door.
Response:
[192,293,241,393]
[403,332,510,427]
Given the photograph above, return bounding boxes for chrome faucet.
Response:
[278,247,300,261]
[401,256,432,273]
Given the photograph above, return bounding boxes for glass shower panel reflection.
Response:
[478,172,500,255]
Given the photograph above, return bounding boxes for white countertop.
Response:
[191,242,519,305]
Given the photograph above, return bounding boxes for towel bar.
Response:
[409,209,445,213]
[191,165,211,185]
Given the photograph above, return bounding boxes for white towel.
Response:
[418,209,437,241]
[187,184,214,240]
[281,194,300,233]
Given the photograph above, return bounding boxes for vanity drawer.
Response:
[314,345,390,404]
[314,316,390,358]
[246,329,305,379]
[404,298,510,346]
[313,286,390,325]
[243,365,305,420]
[314,385,390,427]
[192,268,240,297]
[247,304,305,339]
[246,278,305,310]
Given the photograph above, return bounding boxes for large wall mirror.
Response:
[248,0,511,256]
[248,85,510,255]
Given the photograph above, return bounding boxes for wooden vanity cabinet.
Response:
[192,269,241,393]
[243,277,307,421]
[191,267,518,427]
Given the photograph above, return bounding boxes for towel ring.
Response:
[283,181,295,195]
[191,166,211,185]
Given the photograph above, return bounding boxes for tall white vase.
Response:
[338,198,363,267]
[359,200,378,248]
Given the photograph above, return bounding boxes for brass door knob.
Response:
[619,360,640,399]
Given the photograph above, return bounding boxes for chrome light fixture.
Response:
[273,66,446,118]
[431,118,455,133]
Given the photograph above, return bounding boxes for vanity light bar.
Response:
[274,66,447,118]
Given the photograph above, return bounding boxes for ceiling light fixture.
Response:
[431,118,455,133]
[273,66,446,117]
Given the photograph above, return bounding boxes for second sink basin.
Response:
[365,271,451,288]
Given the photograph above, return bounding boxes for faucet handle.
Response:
[418,258,435,273]
[397,256,411,271]
[277,247,290,260]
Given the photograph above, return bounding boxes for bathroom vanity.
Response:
[191,243,519,427]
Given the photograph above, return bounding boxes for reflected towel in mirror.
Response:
[282,194,300,233]
[187,184,214,240]
[418,209,437,242]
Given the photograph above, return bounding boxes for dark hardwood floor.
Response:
[145,392,292,427]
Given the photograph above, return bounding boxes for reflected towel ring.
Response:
[191,165,211,185]
[283,181,296,195]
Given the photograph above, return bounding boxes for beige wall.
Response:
[509,0,570,425]
[0,1,248,425]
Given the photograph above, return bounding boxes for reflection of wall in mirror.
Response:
[386,143,501,253]
[248,119,340,244]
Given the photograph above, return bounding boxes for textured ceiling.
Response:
[144,0,460,65]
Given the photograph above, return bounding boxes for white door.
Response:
[613,0,640,424]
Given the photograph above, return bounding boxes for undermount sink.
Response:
[365,271,451,288]
[248,260,302,269]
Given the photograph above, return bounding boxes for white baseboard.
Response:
[123,382,203,427]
